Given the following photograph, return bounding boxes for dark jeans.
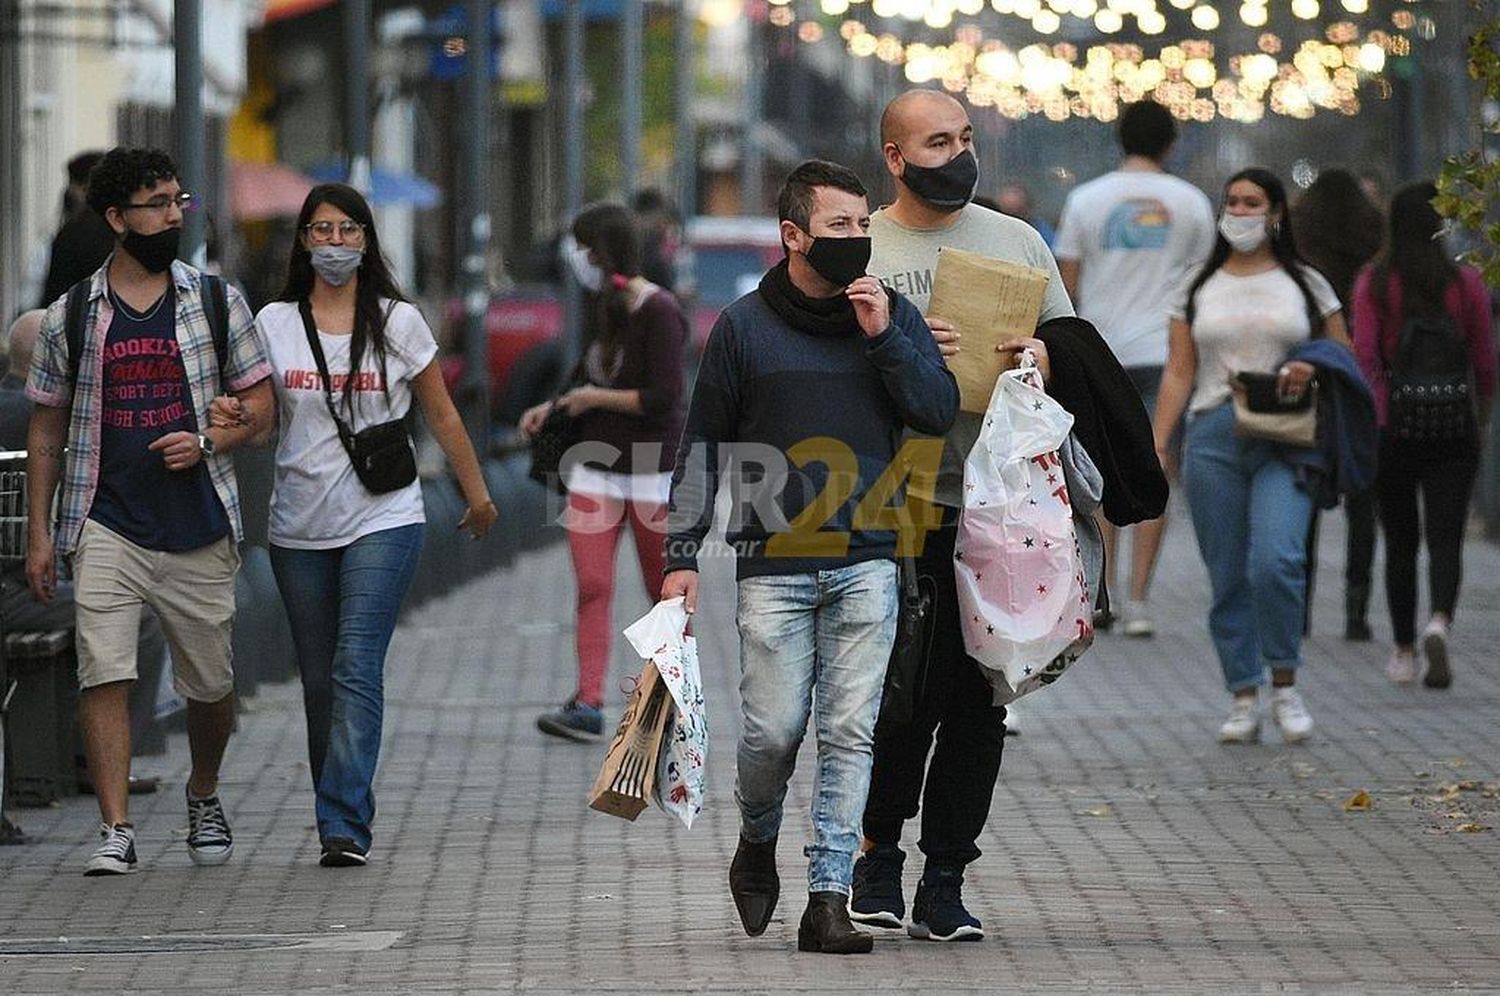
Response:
[1344,489,1377,615]
[1374,435,1478,647]
[862,507,1007,869]
[270,524,424,851]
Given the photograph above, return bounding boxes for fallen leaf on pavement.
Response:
[1342,790,1373,812]
[1455,823,1490,833]
[1083,805,1113,817]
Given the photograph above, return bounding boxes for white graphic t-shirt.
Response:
[256,299,439,549]
[1170,264,1342,413]
[1055,170,1216,368]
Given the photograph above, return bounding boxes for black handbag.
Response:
[298,300,418,495]
[878,555,932,728]
[527,402,579,494]
[1231,370,1318,447]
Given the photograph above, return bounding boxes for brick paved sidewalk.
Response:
[3,507,1499,994]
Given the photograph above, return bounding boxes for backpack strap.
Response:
[64,280,92,387]
[199,274,231,386]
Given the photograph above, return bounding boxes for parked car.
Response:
[445,216,783,426]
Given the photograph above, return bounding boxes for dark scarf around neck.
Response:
[757,258,893,337]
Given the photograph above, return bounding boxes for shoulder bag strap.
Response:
[296,299,358,456]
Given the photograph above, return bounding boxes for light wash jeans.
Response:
[734,558,898,896]
[1183,404,1314,692]
[270,524,424,851]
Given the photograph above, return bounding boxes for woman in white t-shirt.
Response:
[1151,168,1348,746]
[217,184,496,867]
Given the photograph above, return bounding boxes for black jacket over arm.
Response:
[1036,316,1169,526]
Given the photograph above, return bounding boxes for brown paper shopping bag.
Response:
[588,660,674,820]
[928,247,1050,413]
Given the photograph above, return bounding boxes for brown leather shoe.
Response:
[728,835,779,937]
[797,891,873,954]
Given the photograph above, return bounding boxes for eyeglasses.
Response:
[122,191,194,212]
[303,220,367,244]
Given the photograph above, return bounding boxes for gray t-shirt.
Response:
[868,204,1075,507]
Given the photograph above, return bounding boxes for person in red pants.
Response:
[522,203,689,741]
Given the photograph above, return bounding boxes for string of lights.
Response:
[756,0,1433,122]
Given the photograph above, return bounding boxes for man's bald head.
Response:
[6,310,45,380]
[879,89,968,148]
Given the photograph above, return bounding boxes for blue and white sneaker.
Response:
[849,846,906,929]
[536,697,604,742]
[908,866,984,941]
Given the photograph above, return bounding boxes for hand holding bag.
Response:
[527,401,579,494]
[622,597,708,828]
[1230,370,1318,448]
[954,351,1094,703]
[298,300,418,494]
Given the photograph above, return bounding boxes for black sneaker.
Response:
[320,836,370,868]
[186,791,234,867]
[908,865,984,942]
[84,822,138,876]
[849,846,906,929]
[537,698,604,742]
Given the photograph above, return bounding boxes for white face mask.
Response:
[561,236,603,292]
[1218,213,1269,254]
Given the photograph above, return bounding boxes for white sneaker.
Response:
[1121,600,1155,638]
[84,822,138,876]
[1217,696,1260,743]
[1386,648,1417,684]
[1270,687,1314,744]
[1421,619,1452,689]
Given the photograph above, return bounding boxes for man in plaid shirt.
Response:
[25,148,273,876]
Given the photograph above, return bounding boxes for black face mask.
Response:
[120,226,181,274]
[899,147,978,210]
[801,235,872,289]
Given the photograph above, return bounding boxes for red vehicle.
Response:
[445,216,782,425]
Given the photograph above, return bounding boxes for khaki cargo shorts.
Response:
[72,518,239,703]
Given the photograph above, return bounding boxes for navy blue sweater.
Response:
[666,287,959,579]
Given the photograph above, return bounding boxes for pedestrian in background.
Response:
[1291,168,1385,641]
[217,183,496,867]
[1151,167,1347,745]
[1056,99,1216,637]
[1351,181,1495,688]
[521,203,689,742]
[36,151,115,309]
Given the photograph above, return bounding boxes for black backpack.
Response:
[1380,303,1475,444]
[63,274,229,387]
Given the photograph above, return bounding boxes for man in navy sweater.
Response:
[663,160,958,954]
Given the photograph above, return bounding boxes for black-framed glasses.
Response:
[303,220,367,243]
[122,191,194,212]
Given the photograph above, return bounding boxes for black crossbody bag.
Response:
[297,300,417,494]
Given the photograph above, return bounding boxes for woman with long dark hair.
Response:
[519,203,688,741]
[1292,169,1385,641]
[1352,181,1495,688]
[1152,168,1348,744]
[218,183,496,866]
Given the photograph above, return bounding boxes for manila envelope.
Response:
[927,247,1050,413]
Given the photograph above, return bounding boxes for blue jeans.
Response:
[270,524,424,851]
[1183,405,1313,692]
[734,559,898,895]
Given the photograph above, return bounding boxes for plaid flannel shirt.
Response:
[25,258,273,557]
